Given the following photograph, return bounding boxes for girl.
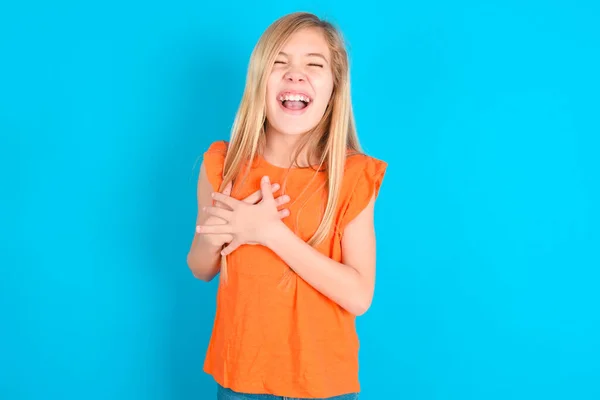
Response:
[187,12,387,400]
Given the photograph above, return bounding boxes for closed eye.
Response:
[274,60,286,64]
[309,63,324,68]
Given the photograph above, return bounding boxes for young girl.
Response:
[187,12,387,400]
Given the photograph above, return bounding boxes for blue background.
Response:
[1,1,599,399]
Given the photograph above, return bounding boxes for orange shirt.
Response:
[202,140,387,398]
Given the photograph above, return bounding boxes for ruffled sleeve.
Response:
[202,140,228,192]
[340,155,388,229]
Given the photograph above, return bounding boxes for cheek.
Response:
[314,76,334,109]
[265,78,279,112]
[266,73,280,98]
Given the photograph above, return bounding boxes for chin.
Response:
[270,122,314,136]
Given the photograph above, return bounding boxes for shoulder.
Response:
[201,140,229,192]
[343,151,388,182]
[338,150,388,229]
[204,140,229,156]
[202,140,229,169]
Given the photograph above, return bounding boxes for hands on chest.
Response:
[196,175,291,256]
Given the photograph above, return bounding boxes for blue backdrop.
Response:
[1,1,599,399]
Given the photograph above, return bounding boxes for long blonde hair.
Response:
[218,12,361,282]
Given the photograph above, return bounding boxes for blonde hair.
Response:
[218,12,361,282]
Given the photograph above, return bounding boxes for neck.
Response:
[263,127,311,168]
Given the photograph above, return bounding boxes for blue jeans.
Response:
[217,384,359,400]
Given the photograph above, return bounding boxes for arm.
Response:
[188,167,288,281]
[265,195,378,316]
[186,161,224,281]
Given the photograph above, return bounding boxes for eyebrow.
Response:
[278,51,329,63]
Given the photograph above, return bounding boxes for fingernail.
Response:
[196,226,201,232]
[263,176,269,183]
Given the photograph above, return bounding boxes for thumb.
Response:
[260,176,274,202]
[221,238,241,256]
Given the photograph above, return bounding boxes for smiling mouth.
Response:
[278,93,312,110]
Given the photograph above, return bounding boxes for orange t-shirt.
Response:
[201,140,387,398]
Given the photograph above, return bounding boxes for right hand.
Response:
[199,181,290,248]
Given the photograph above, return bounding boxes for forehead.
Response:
[280,27,331,58]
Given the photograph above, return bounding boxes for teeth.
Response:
[279,93,311,103]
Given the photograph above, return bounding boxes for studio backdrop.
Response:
[1,1,598,399]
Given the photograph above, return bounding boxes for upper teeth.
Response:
[279,94,311,103]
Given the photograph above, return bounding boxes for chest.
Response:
[231,168,330,242]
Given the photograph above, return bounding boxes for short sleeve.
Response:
[340,155,388,229]
[202,140,228,192]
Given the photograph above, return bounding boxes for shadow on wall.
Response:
[144,33,246,399]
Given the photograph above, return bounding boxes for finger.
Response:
[214,199,231,210]
[223,181,233,195]
[203,206,231,221]
[278,209,290,219]
[274,194,290,207]
[196,224,231,234]
[221,239,242,256]
[213,181,234,209]
[243,183,280,204]
[212,192,240,209]
[260,176,275,202]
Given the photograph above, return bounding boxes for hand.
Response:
[197,176,290,255]
[199,181,233,249]
[197,179,288,249]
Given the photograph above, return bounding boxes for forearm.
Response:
[265,223,372,316]
[187,236,222,281]
[187,214,224,281]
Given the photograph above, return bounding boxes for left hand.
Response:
[196,175,290,256]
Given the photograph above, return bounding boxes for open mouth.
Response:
[278,92,312,111]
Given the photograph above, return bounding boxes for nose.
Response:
[283,68,306,83]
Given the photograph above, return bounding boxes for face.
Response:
[265,27,335,136]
